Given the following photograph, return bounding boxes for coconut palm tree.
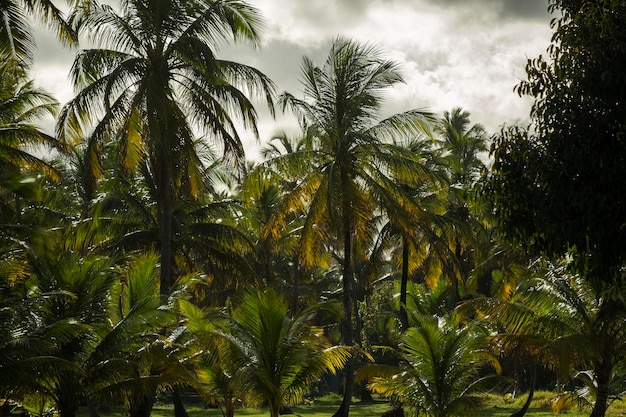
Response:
[0,0,79,65]
[431,108,489,304]
[3,231,202,417]
[369,136,449,328]
[97,153,256,297]
[262,38,435,417]
[0,231,119,417]
[0,61,62,304]
[0,61,60,202]
[57,0,275,294]
[466,259,626,417]
[242,132,319,312]
[219,289,352,417]
[368,313,504,417]
[0,60,59,166]
[436,107,487,190]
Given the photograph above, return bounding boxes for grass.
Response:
[476,391,626,417]
[147,395,391,417]
[81,392,626,417]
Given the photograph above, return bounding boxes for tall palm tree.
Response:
[264,38,435,417]
[57,0,275,294]
[0,60,62,282]
[242,132,317,312]
[433,108,489,304]
[370,136,448,328]
[436,107,487,190]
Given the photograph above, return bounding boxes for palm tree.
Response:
[0,61,60,196]
[436,107,487,190]
[433,108,489,304]
[0,61,62,295]
[57,0,275,294]
[6,235,197,417]
[0,0,78,65]
[0,231,119,417]
[219,289,352,417]
[98,155,256,298]
[466,259,626,417]
[368,313,504,417]
[263,38,434,417]
[242,132,317,312]
[370,136,448,328]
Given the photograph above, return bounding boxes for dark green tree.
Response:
[484,0,626,295]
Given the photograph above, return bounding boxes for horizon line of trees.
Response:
[1,1,626,417]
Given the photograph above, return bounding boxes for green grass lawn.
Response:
[83,392,626,417]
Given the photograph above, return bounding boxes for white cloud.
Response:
[252,0,552,132]
[30,0,554,159]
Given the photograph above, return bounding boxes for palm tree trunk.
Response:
[268,399,281,417]
[292,253,300,313]
[149,81,174,296]
[223,396,236,417]
[509,361,536,417]
[333,203,354,417]
[127,394,155,417]
[57,390,78,417]
[173,388,190,417]
[158,158,173,295]
[399,234,409,330]
[590,360,612,417]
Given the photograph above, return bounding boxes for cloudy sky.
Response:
[32,0,554,160]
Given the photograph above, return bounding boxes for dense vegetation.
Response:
[1,1,625,417]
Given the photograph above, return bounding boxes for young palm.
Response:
[4,234,119,417]
[58,0,275,294]
[13,236,198,417]
[466,260,626,417]
[262,38,435,417]
[368,313,504,417]
[219,289,351,417]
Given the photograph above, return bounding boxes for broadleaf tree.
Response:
[483,0,626,295]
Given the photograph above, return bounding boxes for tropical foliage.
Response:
[1,1,626,417]
[367,313,504,417]
[253,37,438,417]
[220,290,352,417]
[58,0,275,294]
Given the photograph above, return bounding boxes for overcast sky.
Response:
[32,0,554,161]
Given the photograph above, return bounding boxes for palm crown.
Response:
[57,0,275,292]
